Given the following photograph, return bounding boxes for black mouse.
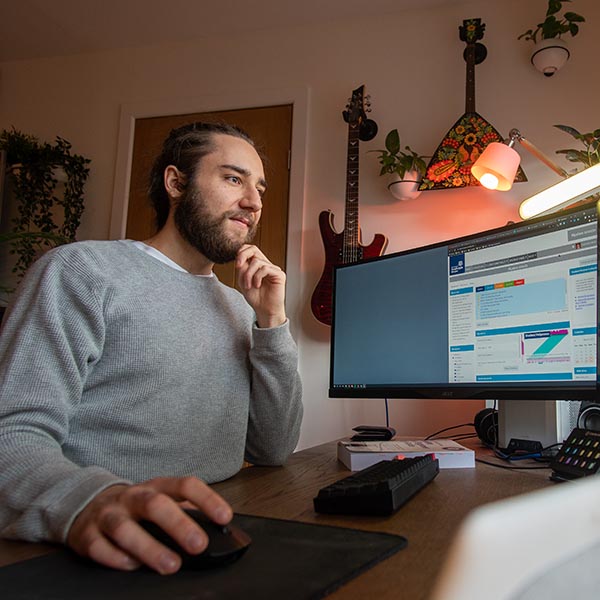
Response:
[139,508,251,569]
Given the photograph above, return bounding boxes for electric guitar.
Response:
[310,85,388,326]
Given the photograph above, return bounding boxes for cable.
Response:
[428,433,478,442]
[491,440,561,461]
[443,433,479,442]
[475,457,550,470]
[497,451,543,461]
[425,423,474,440]
[482,397,564,464]
[419,407,560,472]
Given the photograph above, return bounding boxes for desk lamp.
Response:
[471,128,600,219]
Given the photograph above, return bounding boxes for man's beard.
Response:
[174,187,258,264]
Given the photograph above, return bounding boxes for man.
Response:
[0,122,303,574]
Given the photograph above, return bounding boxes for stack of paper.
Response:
[337,439,475,471]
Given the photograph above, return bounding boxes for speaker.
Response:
[474,408,498,446]
[577,402,600,432]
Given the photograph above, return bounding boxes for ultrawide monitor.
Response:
[330,201,599,405]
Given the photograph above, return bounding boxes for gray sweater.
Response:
[0,241,303,543]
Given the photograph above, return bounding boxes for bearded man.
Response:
[0,122,303,574]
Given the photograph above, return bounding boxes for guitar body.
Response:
[311,209,388,326]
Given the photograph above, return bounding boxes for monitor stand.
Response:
[497,400,580,453]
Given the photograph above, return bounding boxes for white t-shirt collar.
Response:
[128,240,214,277]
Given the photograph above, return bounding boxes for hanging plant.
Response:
[518,0,585,43]
[0,128,91,293]
[371,129,428,179]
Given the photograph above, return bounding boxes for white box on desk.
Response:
[337,439,475,471]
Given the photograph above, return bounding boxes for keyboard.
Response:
[313,454,439,515]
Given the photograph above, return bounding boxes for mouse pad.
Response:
[0,514,407,599]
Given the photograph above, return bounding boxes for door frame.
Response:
[109,86,309,337]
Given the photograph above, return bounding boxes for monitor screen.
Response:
[330,201,599,402]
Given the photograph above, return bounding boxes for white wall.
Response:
[1,0,598,450]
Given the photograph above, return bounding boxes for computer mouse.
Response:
[139,508,251,569]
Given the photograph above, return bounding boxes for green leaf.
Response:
[554,124,581,139]
[547,0,562,17]
[564,12,585,22]
[385,129,400,155]
[558,149,589,164]
[517,29,535,41]
[582,133,595,145]
[415,157,427,177]
[541,15,560,38]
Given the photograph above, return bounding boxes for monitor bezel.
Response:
[329,200,600,400]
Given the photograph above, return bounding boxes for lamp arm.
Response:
[508,128,568,179]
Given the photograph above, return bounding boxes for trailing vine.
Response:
[0,128,90,291]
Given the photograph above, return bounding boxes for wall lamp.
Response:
[471,128,600,219]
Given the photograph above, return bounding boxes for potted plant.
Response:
[554,124,600,169]
[0,128,91,308]
[518,0,585,76]
[551,124,600,209]
[371,129,428,201]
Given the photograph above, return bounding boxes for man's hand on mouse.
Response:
[67,476,233,574]
[235,244,287,328]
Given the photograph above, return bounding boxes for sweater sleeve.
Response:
[0,250,129,543]
[244,320,303,465]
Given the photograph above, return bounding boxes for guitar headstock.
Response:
[343,85,378,141]
[459,18,485,45]
[343,85,367,125]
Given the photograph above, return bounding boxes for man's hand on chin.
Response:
[235,245,286,328]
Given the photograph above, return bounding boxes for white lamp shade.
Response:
[471,142,521,191]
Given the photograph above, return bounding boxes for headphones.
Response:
[474,408,498,447]
[578,402,600,432]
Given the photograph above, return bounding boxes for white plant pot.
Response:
[531,38,570,77]
[387,169,422,201]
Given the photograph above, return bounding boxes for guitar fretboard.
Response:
[343,121,360,263]
[465,44,476,114]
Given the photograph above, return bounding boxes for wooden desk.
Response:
[0,440,554,599]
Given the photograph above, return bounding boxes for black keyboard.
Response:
[313,454,439,515]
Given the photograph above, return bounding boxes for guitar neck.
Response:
[465,44,476,114]
[343,119,360,262]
